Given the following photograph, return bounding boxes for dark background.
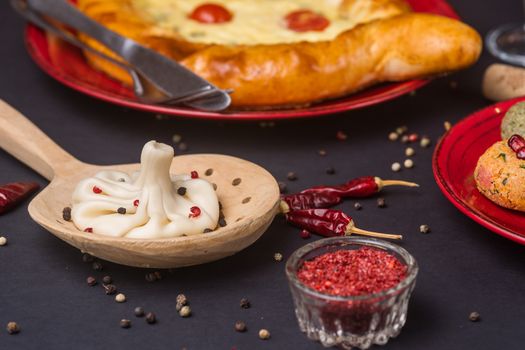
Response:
[1,1,524,349]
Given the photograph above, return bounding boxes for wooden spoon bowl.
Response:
[0,101,280,268]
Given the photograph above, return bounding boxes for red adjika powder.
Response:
[297,247,407,296]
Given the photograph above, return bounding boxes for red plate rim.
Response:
[23,0,459,120]
[432,96,525,245]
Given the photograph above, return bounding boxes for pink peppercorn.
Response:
[84,228,93,233]
[133,199,139,207]
[191,171,199,179]
[189,206,201,218]
[92,186,102,194]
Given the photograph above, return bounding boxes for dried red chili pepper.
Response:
[285,209,402,240]
[280,192,341,212]
[300,176,418,198]
[0,182,40,215]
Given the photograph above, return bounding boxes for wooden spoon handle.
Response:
[0,100,80,181]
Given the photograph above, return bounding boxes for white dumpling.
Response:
[71,141,220,238]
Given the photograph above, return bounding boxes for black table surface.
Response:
[1,1,524,349]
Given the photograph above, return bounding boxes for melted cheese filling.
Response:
[131,0,380,45]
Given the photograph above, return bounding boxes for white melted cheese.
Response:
[71,141,220,239]
[131,0,374,45]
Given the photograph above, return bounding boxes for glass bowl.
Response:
[285,237,418,349]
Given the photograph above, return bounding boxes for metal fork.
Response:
[12,0,232,111]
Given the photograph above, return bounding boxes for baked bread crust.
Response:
[76,0,481,108]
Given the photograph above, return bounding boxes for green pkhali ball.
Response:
[501,101,525,139]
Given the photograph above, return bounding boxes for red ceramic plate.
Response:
[24,0,459,120]
[433,97,525,245]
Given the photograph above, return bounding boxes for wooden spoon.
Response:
[0,100,280,268]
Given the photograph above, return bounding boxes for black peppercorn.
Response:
[117,207,126,215]
[235,321,247,332]
[278,182,287,194]
[62,207,72,221]
[102,275,112,284]
[146,312,156,324]
[120,319,131,329]
[218,218,227,227]
[377,198,386,208]
[82,253,94,263]
[104,284,117,295]
[240,298,251,309]
[326,167,336,175]
[86,276,97,286]
[134,307,145,317]
[354,202,362,210]
[145,272,157,283]
[92,261,103,271]
[287,172,297,181]
[177,187,187,196]
[469,312,481,322]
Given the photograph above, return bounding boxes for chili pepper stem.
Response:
[279,200,291,214]
[346,221,403,240]
[375,177,419,190]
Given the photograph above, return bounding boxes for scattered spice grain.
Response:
[6,322,19,335]
[274,253,283,262]
[258,329,271,340]
[405,147,415,157]
[404,159,414,169]
[407,133,419,143]
[86,276,97,286]
[205,168,213,176]
[278,182,287,193]
[377,198,386,208]
[62,207,72,221]
[146,312,156,324]
[82,253,94,263]
[401,135,409,143]
[172,134,182,143]
[240,298,251,309]
[120,319,131,328]
[391,162,401,172]
[444,121,452,131]
[326,167,336,175]
[145,272,157,282]
[242,197,251,204]
[117,207,126,215]
[469,312,481,322]
[287,172,297,181]
[92,261,103,271]
[232,178,242,186]
[354,202,362,211]
[388,132,399,141]
[134,307,145,317]
[176,294,188,306]
[115,293,126,303]
[179,306,191,317]
[178,143,188,151]
[300,229,311,239]
[102,275,112,284]
[336,131,348,141]
[318,149,327,156]
[104,284,117,295]
[396,126,408,135]
[0,236,7,246]
[419,225,430,234]
[235,321,247,332]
